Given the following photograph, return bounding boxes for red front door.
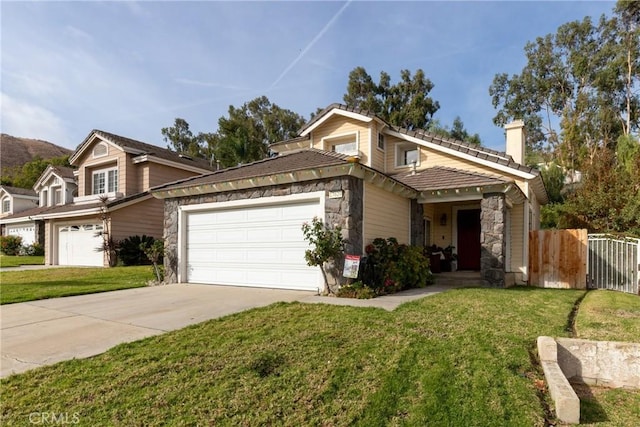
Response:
[457,209,481,270]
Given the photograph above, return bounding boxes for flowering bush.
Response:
[0,235,23,255]
[361,237,433,295]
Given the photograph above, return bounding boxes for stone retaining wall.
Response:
[556,337,640,389]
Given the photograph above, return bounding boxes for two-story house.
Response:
[0,185,40,245]
[151,104,548,292]
[0,130,214,266]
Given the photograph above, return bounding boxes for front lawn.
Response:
[0,266,153,304]
[0,254,44,268]
[576,289,640,342]
[573,289,640,426]
[0,288,588,426]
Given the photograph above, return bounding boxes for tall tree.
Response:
[343,67,440,130]
[214,96,306,168]
[427,117,482,145]
[489,4,639,172]
[161,118,204,158]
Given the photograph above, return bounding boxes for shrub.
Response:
[19,243,44,256]
[118,235,156,266]
[336,281,376,299]
[361,237,433,294]
[0,235,23,255]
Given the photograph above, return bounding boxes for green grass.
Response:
[0,254,44,268]
[572,289,640,426]
[0,266,153,304]
[576,289,640,342]
[1,288,586,426]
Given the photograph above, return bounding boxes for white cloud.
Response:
[0,92,70,146]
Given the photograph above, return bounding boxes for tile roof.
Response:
[50,165,76,180]
[296,103,539,176]
[391,166,510,192]
[151,149,352,192]
[75,130,215,171]
[0,192,150,221]
[0,185,37,197]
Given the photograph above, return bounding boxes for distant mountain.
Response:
[0,134,73,171]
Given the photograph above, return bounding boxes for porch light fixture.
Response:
[440,213,447,226]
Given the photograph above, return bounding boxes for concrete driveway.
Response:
[0,284,313,378]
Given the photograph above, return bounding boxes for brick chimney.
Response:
[505,120,525,164]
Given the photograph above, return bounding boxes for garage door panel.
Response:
[185,199,320,291]
[58,224,103,266]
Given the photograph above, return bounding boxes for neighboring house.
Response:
[151,104,548,292]
[0,130,214,266]
[0,185,39,245]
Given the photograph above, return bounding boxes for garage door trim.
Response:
[177,191,325,285]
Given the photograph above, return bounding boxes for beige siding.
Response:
[434,204,454,248]
[146,164,204,190]
[271,139,311,154]
[44,221,51,265]
[385,137,527,189]
[370,122,386,172]
[75,149,124,197]
[363,182,410,247]
[530,193,541,230]
[110,198,165,241]
[510,203,524,273]
[311,116,371,166]
[123,153,138,195]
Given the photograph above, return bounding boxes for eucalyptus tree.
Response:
[343,67,440,130]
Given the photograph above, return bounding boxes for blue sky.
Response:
[1,1,615,153]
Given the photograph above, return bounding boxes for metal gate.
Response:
[587,234,640,294]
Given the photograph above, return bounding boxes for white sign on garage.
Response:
[58,224,104,266]
[182,194,324,291]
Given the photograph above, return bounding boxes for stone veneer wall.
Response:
[410,200,425,247]
[36,220,45,247]
[162,176,363,286]
[481,193,507,287]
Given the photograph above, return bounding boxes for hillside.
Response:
[0,134,73,172]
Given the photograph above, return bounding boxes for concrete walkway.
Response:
[1,282,462,378]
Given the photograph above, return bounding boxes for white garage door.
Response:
[58,224,104,266]
[186,199,321,291]
[6,224,35,245]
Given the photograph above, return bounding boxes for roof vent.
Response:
[178,154,193,160]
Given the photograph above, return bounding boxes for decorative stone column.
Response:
[410,200,424,246]
[481,193,506,287]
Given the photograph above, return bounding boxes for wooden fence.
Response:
[529,229,588,289]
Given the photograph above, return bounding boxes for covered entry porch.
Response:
[403,168,528,287]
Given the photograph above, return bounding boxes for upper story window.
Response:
[332,141,358,155]
[377,133,385,150]
[322,131,359,157]
[92,167,118,194]
[42,190,48,207]
[92,142,108,158]
[54,188,62,205]
[396,144,420,168]
[2,199,10,213]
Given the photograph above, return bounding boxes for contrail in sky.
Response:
[268,0,351,90]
